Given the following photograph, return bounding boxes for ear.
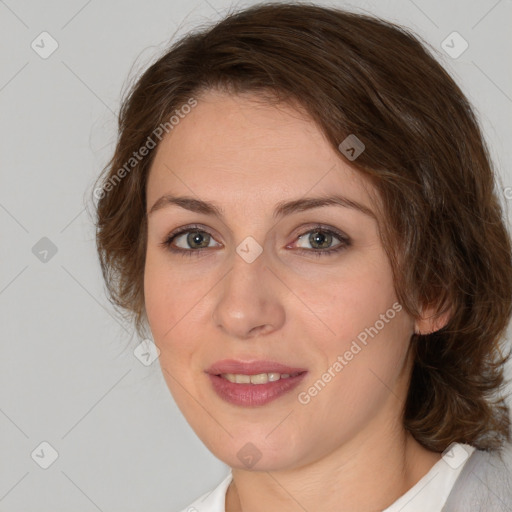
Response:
[414,302,452,335]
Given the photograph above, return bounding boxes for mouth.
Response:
[205,359,308,407]
[216,371,305,384]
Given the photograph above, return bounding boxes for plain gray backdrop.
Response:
[1,0,512,510]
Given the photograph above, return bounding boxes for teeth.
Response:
[221,372,300,384]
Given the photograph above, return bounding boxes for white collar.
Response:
[383,443,476,512]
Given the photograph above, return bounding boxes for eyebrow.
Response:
[148,193,376,220]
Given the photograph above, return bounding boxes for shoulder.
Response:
[442,442,512,512]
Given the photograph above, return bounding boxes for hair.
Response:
[93,1,512,452]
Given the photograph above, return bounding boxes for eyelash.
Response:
[159,223,351,258]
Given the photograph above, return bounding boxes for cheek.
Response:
[144,261,173,339]
[295,256,399,346]
[296,312,411,451]
[332,281,409,384]
[143,253,212,382]
[144,259,189,375]
[143,252,198,341]
[298,255,410,399]
[144,261,197,404]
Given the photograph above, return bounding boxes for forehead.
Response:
[147,90,377,214]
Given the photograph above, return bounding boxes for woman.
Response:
[93,2,512,511]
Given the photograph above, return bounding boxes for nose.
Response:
[211,246,286,340]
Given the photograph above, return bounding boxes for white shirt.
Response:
[178,443,476,512]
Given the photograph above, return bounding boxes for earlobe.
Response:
[414,304,452,335]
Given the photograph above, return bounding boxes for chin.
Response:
[222,450,302,472]
[200,429,307,472]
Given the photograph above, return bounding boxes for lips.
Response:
[205,359,308,406]
[205,359,307,376]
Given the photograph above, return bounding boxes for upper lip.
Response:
[205,359,308,376]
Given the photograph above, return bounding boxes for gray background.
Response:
[1,0,511,510]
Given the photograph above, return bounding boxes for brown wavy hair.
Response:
[92,1,512,452]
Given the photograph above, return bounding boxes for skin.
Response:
[144,90,449,512]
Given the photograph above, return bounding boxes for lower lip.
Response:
[207,372,308,407]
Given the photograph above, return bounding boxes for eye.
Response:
[160,223,351,258]
[290,226,351,257]
[160,224,221,257]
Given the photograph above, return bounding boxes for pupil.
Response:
[189,231,208,248]
[311,231,330,249]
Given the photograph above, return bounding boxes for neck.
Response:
[225,424,441,512]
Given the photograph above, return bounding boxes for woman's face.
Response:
[144,90,416,471]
